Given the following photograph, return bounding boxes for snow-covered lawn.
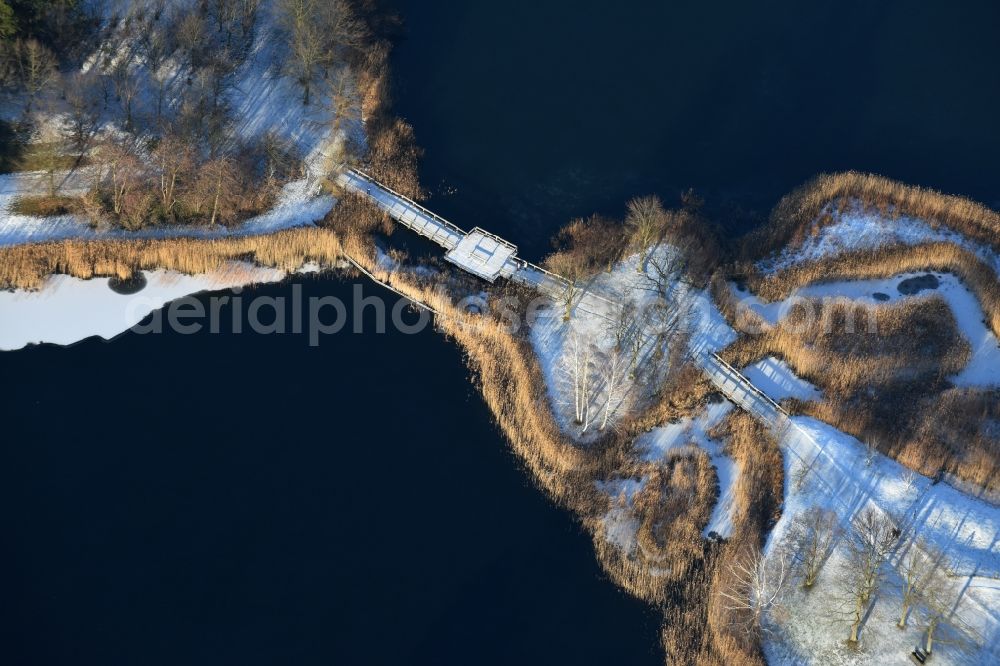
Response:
[0,261,290,350]
[763,415,1000,665]
[734,272,1000,388]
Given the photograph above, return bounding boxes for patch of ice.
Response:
[0,261,287,351]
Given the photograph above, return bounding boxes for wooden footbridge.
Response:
[336,168,617,319]
[338,168,787,420]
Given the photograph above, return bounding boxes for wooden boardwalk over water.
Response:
[337,168,615,318]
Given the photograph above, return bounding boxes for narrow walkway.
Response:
[337,167,617,319]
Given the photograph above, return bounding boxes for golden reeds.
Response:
[746,171,1000,261]
[0,227,343,290]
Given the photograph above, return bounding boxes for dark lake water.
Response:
[0,278,661,665]
[391,0,1000,260]
[4,1,1000,664]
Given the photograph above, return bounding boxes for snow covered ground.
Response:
[0,172,336,248]
[635,400,738,538]
[742,357,823,402]
[1,0,351,249]
[756,207,1000,280]
[528,248,700,439]
[735,272,1000,388]
[707,209,1000,662]
[763,416,1000,665]
[0,261,290,350]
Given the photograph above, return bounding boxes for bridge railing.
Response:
[342,168,468,241]
[705,352,789,417]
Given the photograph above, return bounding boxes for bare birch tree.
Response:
[560,329,597,433]
[599,346,631,431]
[896,540,947,629]
[788,507,839,588]
[720,546,790,639]
[909,566,982,659]
[152,132,195,217]
[838,508,898,644]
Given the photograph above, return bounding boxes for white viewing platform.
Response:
[444,228,518,282]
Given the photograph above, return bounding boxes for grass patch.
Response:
[11,194,83,217]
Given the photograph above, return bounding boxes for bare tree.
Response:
[111,62,142,133]
[896,540,948,629]
[239,0,263,42]
[839,508,898,644]
[643,244,689,298]
[140,26,174,124]
[95,134,144,217]
[200,155,238,226]
[13,38,58,111]
[175,12,208,71]
[546,252,584,322]
[599,346,631,431]
[607,300,638,353]
[788,507,839,588]
[320,64,362,178]
[62,71,104,157]
[914,582,978,657]
[559,329,597,433]
[152,132,195,217]
[720,546,790,639]
[278,0,330,106]
[625,195,666,272]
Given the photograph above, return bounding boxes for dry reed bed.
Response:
[743,242,1000,339]
[662,411,782,666]
[721,297,972,394]
[718,293,1000,491]
[0,228,344,290]
[746,171,1000,260]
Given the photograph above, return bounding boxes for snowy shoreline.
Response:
[0,261,292,351]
